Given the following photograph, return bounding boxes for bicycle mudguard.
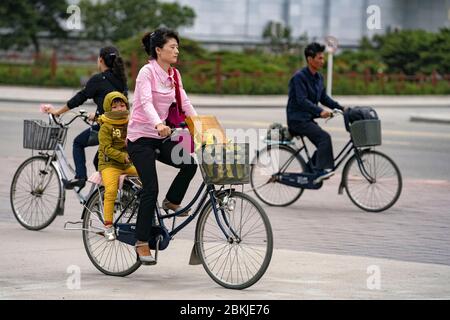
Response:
[48,159,66,216]
[191,187,237,265]
[189,244,202,265]
[338,163,349,195]
[338,148,372,195]
[278,172,323,190]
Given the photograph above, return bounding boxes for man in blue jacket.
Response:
[287,42,344,184]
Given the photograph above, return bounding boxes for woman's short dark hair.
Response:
[304,42,326,60]
[99,46,127,87]
[142,28,180,59]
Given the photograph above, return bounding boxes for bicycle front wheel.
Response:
[82,182,141,277]
[250,144,306,206]
[196,191,273,289]
[344,149,402,212]
[10,156,62,230]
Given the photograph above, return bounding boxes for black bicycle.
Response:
[250,109,402,212]
[68,129,273,290]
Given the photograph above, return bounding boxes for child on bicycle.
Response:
[98,91,137,240]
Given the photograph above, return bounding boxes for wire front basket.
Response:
[197,143,250,185]
[23,119,68,150]
[350,119,382,147]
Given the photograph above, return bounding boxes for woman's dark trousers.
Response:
[127,137,198,242]
[72,125,100,179]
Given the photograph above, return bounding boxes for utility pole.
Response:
[245,0,250,39]
[283,0,290,28]
[325,36,338,97]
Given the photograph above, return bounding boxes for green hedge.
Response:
[0,63,95,87]
[1,28,449,94]
[1,62,448,95]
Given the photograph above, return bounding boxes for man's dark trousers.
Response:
[288,120,334,171]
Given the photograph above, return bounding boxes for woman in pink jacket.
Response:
[127,28,198,265]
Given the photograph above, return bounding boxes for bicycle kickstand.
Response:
[154,235,163,263]
[64,220,83,231]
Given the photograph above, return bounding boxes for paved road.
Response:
[1,102,450,299]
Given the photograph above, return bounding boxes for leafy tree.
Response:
[79,0,195,42]
[373,29,434,74]
[424,28,450,74]
[337,28,450,75]
[0,0,69,54]
[370,28,450,74]
[262,20,292,54]
[118,34,206,66]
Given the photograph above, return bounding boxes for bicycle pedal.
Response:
[62,179,75,190]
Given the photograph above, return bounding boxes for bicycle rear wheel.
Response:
[250,144,306,206]
[82,181,141,277]
[10,156,62,230]
[344,149,402,212]
[196,190,273,289]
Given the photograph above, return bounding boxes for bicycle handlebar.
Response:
[49,110,92,128]
[330,108,344,116]
[161,126,189,143]
[325,108,344,123]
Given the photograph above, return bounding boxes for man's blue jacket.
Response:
[286,67,343,123]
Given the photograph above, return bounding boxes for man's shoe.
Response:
[313,169,335,184]
[63,178,86,190]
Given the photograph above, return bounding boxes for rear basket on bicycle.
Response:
[197,143,250,185]
[350,119,382,147]
[23,119,68,150]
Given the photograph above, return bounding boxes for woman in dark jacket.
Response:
[44,46,128,189]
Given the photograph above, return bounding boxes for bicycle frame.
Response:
[35,113,97,213]
[275,135,376,184]
[113,181,239,242]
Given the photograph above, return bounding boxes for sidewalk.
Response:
[1,220,449,299]
[0,85,449,108]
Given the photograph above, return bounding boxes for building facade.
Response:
[163,0,450,49]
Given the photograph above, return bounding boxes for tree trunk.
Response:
[31,35,40,59]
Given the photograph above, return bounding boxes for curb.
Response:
[0,98,96,107]
[410,116,450,125]
[1,97,450,109]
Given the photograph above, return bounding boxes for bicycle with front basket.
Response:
[72,128,273,289]
[10,109,100,230]
[250,108,402,212]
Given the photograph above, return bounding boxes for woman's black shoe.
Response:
[63,178,86,190]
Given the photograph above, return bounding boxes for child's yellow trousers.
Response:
[101,166,138,224]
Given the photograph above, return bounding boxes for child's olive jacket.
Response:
[98,91,131,172]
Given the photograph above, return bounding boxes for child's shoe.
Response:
[104,223,116,241]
